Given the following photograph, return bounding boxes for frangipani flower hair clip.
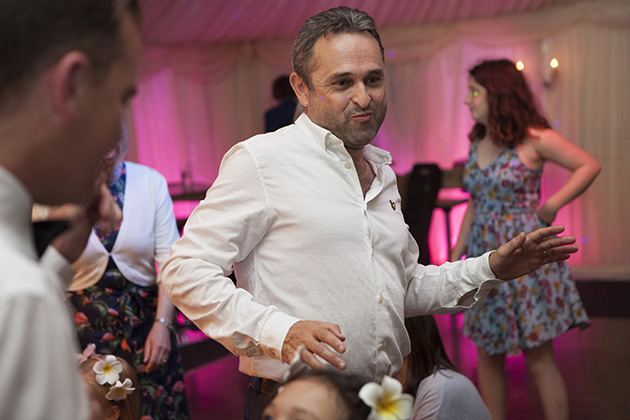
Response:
[359,375,414,420]
[79,344,136,402]
[106,378,136,401]
[93,354,123,386]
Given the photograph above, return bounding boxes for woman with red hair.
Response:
[451,59,600,420]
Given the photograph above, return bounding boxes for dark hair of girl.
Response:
[402,315,458,395]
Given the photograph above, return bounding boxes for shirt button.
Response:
[378,295,384,304]
[344,162,351,169]
[378,341,385,351]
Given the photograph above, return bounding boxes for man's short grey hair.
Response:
[291,6,385,88]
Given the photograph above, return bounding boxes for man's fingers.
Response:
[498,231,526,256]
[538,235,578,261]
[527,225,566,243]
[546,245,578,258]
[282,321,346,370]
[315,324,346,353]
[320,322,346,342]
[541,235,577,249]
[301,323,347,370]
[298,347,326,369]
[305,338,346,370]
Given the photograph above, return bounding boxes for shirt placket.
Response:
[327,135,391,379]
[365,165,391,379]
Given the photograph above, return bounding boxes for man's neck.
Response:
[347,147,375,197]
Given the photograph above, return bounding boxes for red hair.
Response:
[468,59,550,146]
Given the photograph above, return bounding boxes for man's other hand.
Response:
[282,320,347,370]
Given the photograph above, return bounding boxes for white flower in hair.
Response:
[93,355,122,385]
[358,375,414,420]
[105,378,136,401]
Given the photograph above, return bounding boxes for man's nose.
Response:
[352,83,371,108]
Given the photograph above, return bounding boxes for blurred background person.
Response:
[451,59,600,420]
[264,74,298,132]
[67,121,189,420]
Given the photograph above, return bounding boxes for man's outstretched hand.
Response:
[489,225,578,280]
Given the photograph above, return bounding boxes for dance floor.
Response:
[182,280,630,420]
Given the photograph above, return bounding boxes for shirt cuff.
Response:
[259,310,301,362]
[459,252,502,307]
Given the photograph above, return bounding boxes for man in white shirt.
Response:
[0,1,141,419]
[160,7,578,419]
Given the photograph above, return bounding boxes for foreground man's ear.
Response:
[51,51,90,120]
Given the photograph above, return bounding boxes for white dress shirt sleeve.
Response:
[41,245,77,288]
[0,260,87,420]
[160,144,300,362]
[403,232,502,316]
[0,293,88,420]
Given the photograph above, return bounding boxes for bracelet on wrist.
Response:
[154,317,173,330]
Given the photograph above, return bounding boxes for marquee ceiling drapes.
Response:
[129,0,630,273]
[139,0,610,44]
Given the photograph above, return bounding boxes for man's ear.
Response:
[290,72,310,110]
[51,51,89,120]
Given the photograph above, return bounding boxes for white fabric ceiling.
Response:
[140,0,606,45]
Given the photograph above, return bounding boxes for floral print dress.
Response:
[461,142,590,355]
[67,163,189,420]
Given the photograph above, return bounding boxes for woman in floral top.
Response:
[67,122,189,420]
[450,59,600,420]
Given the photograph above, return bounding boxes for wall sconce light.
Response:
[542,40,559,88]
[543,57,559,88]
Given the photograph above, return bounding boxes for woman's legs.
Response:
[477,348,507,420]
[523,340,569,420]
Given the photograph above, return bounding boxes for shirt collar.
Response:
[0,165,37,259]
[294,113,392,166]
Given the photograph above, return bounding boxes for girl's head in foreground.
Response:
[262,369,371,420]
[78,351,140,420]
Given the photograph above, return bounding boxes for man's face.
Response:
[65,11,140,203]
[303,32,387,150]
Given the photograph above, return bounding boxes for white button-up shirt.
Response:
[161,114,500,381]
